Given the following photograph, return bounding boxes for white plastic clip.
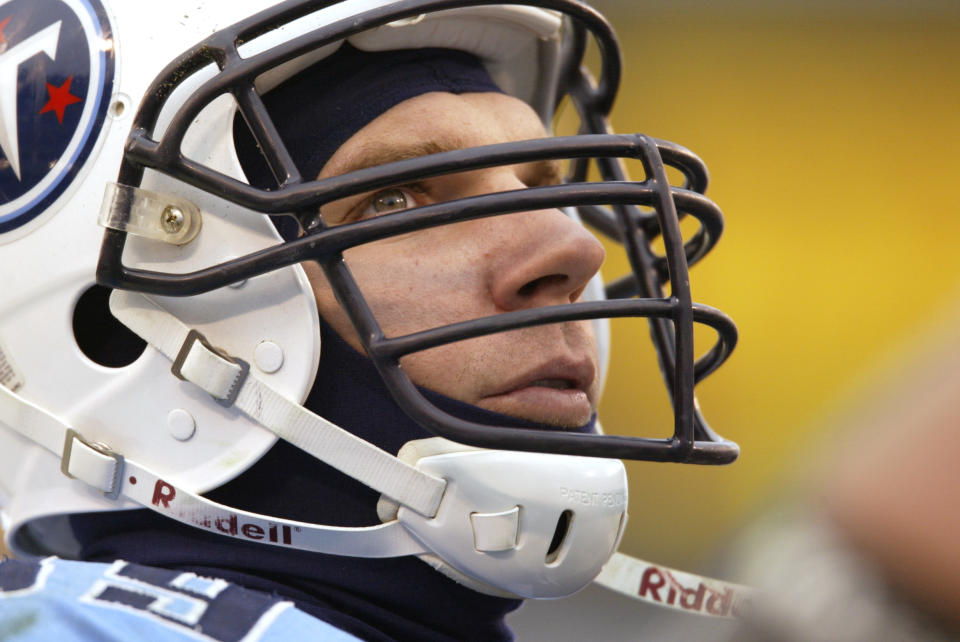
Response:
[470,506,520,552]
[99,182,202,245]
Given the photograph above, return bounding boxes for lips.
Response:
[478,358,597,427]
[489,358,595,397]
[527,378,576,390]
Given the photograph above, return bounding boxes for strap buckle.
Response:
[171,329,250,407]
[61,429,125,500]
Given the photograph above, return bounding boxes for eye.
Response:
[373,188,408,212]
[363,187,418,217]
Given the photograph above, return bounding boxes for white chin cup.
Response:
[397,445,629,599]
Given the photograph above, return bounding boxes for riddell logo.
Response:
[638,565,744,617]
[151,479,293,545]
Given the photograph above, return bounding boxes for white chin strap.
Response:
[0,290,751,615]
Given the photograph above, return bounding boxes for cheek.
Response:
[397,334,507,404]
[303,231,492,355]
[338,234,490,336]
[399,345,471,399]
[303,252,487,406]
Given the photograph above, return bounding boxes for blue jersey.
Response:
[0,557,360,641]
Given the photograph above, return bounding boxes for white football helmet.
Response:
[0,0,740,603]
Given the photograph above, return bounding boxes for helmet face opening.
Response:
[86,0,738,463]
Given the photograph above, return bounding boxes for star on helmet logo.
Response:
[39,75,82,125]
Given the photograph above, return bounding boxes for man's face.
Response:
[303,91,605,428]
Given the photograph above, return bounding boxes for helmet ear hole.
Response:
[545,509,574,564]
[72,285,146,368]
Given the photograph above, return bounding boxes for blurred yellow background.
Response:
[589,0,960,570]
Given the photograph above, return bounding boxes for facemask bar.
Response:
[318,138,737,462]
[96,0,739,463]
[557,18,736,452]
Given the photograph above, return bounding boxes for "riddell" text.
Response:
[638,565,743,617]
[151,479,293,545]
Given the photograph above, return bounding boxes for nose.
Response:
[488,206,606,311]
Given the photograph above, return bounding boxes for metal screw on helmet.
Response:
[303,213,322,231]
[161,205,185,234]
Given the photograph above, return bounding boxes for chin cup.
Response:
[389,438,628,598]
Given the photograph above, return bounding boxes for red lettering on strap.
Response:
[151,480,176,508]
[679,582,706,611]
[706,587,733,616]
[216,515,238,536]
[638,566,665,602]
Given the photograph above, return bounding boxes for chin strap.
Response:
[0,288,445,557]
[0,379,428,557]
[111,290,446,519]
[594,552,753,619]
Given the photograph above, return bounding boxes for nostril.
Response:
[517,274,568,298]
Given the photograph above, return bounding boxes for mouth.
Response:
[478,360,596,428]
[527,378,577,390]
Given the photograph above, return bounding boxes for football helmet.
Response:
[0,0,739,601]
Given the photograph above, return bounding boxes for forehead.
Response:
[319,91,548,179]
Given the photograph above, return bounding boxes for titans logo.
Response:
[0,0,113,236]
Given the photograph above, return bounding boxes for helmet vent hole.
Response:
[73,285,146,368]
[545,509,573,564]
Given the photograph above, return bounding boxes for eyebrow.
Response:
[329,140,464,177]
[327,138,564,186]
